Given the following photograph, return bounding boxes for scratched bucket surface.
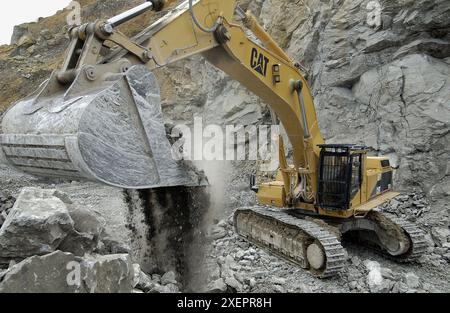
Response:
[0,65,206,189]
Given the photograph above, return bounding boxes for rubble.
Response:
[380,192,431,220]
[198,212,450,294]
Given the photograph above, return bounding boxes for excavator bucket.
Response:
[0,65,206,189]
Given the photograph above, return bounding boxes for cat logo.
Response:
[250,48,269,77]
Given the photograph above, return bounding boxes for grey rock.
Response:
[40,29,53,40]
[148,283,167,293]
[404,272,421,289]
[392,281,410,293]
[165,283,180,293]
[351,256,362,267]
[273,285,286,293]
[235,250,245,260]
[0,251,85,293]
[225,276,243,292]
[82,254,134,293]
[207,278,228,293]
[217,220,228,228]
[69,206,105,239]
[380,268,395,280]
[0,188,74,259]
[59,206,106,256]
[10,24,29,45]
[206,225,227,240]
[152,274,162,284]
[394,38,450,60]
[101,238,131,254]
[434,247,448,255]
[161,271,178,285]
[149,282,179,293]
[443,253,450,262]
[364,31,406,53]
[430,227,450,247]
[365,261,384,292]
[271,277,286,285]
[132,264,154,291]
[371,279,393,293]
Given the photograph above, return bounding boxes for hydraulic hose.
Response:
[188,0,219,33]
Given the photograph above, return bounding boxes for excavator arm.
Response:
[99,0,325,203]
[1,0,324,203]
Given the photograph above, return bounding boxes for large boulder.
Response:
[82,254,134,293]
[0,251,136,293]
[0,188,74,260]
[0,187,107,259]
[59,206,106,256]
[0,251,85,293]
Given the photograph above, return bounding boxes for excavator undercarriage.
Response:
[234,207,427,277]
[0,0,427,279]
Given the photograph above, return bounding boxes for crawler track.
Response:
[234,206,347,278]
[369,211,428,262]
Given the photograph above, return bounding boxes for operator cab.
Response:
[317,144,367,211]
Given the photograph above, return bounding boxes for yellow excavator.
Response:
[0,0,426,277]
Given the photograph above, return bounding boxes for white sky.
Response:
[0,0,72,45]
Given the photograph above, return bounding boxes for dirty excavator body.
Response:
[0,0,426,277]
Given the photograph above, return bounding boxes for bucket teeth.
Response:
[0,65,206,189]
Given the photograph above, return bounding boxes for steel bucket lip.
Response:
[0,132,207,189]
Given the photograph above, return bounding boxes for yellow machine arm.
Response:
[85,0,325,204]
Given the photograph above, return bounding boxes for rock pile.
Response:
[133,266,182,293]
[380,192,431,222]
[200,212,448,294]
[0,187,183,293]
